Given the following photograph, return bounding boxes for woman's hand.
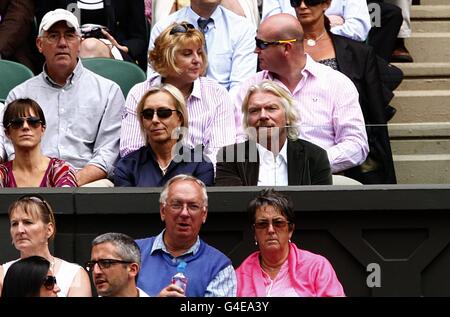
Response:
[101,29,129,54]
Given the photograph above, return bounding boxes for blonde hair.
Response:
[149,22,207,77]
[136,84,189,141]
[241,80,299,140]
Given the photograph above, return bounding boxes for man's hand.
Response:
[157,284,186,297]
[328,15,345,27]
[101,29,129,54]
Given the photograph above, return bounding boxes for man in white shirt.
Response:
[148,0,257,98]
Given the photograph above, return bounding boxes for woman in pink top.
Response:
[0,98,77,187]
[236,189,345,297]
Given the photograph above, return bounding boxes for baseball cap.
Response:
[38,9,81,37]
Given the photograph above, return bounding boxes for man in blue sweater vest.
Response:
[136,174,237,297]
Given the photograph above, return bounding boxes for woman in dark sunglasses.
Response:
[1,256,60,297]
[120,21,236,167]
[114,84,213,186]
[294,0,396,185]
[0,99,78,187]
[0,195,92,297]
[236,189,345,297]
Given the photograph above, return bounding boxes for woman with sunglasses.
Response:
[0,195,92,297]
[114,84,214,186]
[0,98,78,187]
[1,256,60,297]
[292,0,396,184]
[236,189,345,297]
[120,22,236,166]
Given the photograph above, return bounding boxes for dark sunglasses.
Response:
[141,108,180,120]
[43,275,57,291]
[7,116,43,129]
[85,259,133,272]
[290,0,325,7]
[254,219,291,230]
[255,37,298,50]
[170,23,195,35]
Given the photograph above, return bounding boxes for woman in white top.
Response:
[0,195,91,297]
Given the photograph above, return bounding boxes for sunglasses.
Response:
[85,259,133,272]
[290,0,325,7]
[255,37,297,50]
[170,23,195,35]
[141,108,180,120]
[18,195,52,214]
[43,275,57,291]
[7,116,43,129]
[254,219,291,230]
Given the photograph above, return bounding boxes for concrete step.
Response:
[393,62,450,77]
[405,33,450,63]
[421,0,448,5]
[390,90,450,123]
[391,139,450,155]
[397,78,450,90]
[389,122,450,138]
[412,20,450,33]
[393,153,450,184]
[411,5,450,19]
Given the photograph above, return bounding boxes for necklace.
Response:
[304,31,327,47]
[158,160,171,175]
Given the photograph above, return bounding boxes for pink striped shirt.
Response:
[235,54,368,173]
[119,73,237,164]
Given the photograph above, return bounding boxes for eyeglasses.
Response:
[7,116,43,129]
[141,108,180,120]
[290,0,325,7]
[18,195,52,216]
[254,219,291,230]
[255,37,298,50]
[42,32,80,44]
[43,275,57,291]
[85,259,133,272]
[170,23,195,35]
[165,201,204,214]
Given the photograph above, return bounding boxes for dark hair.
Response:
[1,256,50,297]
[8,195,57,241]
[3,98,47,129]
[324,15,331,33]
[247,189,296,226]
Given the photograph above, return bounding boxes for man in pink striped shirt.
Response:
[236,13,368,173]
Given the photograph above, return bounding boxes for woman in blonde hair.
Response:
[114,84,213,186]
[0,195,91,297]
[120,22,236,165]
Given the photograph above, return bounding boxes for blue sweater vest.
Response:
[136,236,231,296]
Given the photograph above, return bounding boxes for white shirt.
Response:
[256,141,288,186]
[148,5,257,97]
[261,0,371,41]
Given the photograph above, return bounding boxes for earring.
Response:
[255,240,258,246]
[289,239,291,243]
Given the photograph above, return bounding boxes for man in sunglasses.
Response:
[235,13,368,175]
[262,0,371,42]
[87,233,149,297]
[148,0,257,98]
[2,9,123,186]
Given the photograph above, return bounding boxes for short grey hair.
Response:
[159,174,208,206]
[92,232,141,265]
[241,80,299,141]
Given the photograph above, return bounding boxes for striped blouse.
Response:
[119,73,237,165]
[0,157,78,187]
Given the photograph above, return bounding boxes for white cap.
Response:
[38,9,81,37]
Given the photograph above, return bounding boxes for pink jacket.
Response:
[236,243,345,297]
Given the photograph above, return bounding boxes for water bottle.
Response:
[171,261,188,293]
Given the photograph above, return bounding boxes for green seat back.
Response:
[81,58,147,98]
[0,60,34,101]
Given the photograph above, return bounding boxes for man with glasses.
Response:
[2,9,123,186]
[87,233,149,297]
[136,174,237,297]
[148,0,257,98]
[235,13,368,175]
